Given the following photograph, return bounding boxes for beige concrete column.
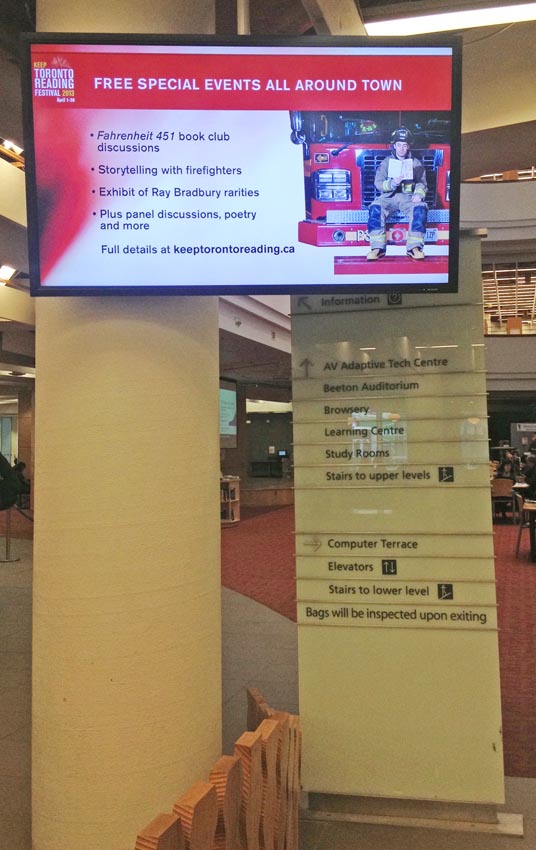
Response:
[33,5,220,850]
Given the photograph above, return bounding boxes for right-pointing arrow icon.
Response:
[303,536,321,551]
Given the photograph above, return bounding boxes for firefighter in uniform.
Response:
[367,127,428,261]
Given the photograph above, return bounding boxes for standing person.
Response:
[367,127,428,262]
[0,452,24,509]
[12,460,30,493]
[510,448,522,477]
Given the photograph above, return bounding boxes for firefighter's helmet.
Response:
[391,127,412,146]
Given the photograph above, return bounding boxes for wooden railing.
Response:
[0,142,24,170]
[127,688,301,850]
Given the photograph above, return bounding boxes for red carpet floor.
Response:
[0,506,33,539]
[494,520,536,778]
[221,506,297,622]
[222,506,536,778]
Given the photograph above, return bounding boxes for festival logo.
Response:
[33,55,76,104]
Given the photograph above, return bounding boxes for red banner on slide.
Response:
[31,46,452,111]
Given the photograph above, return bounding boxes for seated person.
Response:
[523,454,536,499]
[367,127,428,262]
[495,460,516,481]
[494,460,516,520]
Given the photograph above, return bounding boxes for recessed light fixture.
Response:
[0,370,34,379]
[0,265,16,284]
[365,1,536,34]
[2,139,23,156]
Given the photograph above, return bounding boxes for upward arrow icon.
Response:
[299,358,313,378]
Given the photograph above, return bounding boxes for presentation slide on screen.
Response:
[25,41,458,293]
[219,385,237,437]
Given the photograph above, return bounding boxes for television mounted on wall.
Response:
[219,379,237,449]
[21,34,462,296]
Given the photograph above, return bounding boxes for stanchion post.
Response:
[0,508,20,564]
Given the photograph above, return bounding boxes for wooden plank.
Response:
[209,754,243,850]
[271,712,290,850]
[287,716,301,850]
[172,781,218,850]
[247,687,274,731]
[258,719,280,850]
[135,812,184,850]
[234,730,263,850]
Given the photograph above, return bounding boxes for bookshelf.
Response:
[220,477,240,526]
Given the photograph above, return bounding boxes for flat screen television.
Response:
[22,34,461,296]
[219,379,237,448]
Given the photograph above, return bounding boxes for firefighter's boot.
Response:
[406,246,425,260]
[367,248,386,261]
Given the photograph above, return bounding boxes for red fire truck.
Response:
[290,111,450,254]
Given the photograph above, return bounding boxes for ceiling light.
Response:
[0,265,16,285]
[365,2,536,35]
[2,139,23,156]
[0,370,34,379]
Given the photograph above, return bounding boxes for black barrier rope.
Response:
[14,504,33,522]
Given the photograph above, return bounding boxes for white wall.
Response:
[486,336,536,392]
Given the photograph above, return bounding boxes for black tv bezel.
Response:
[21,32,462,297]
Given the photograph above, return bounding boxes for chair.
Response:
[506,317,523,335]
[491,477,514,521]
[515,492,531,556]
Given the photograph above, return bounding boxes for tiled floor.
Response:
[0,537,32,850]
[221,586,299,753]
[221,587,536,850]
[3,540,536,850]
[300,777,536,850]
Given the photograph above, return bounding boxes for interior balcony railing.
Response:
[466,167,536,183]
[1,143,535,333]
[483,261,536,335]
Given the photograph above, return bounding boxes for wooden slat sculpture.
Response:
[234,730,263,850]
[134,813,185,850]
[172,781,218,850]
[247,686,274,732]
[209,754,243,850]
[271,713,291,850]
[257,719,280,850]
[286,716,301,850]
[128,689,301,850]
